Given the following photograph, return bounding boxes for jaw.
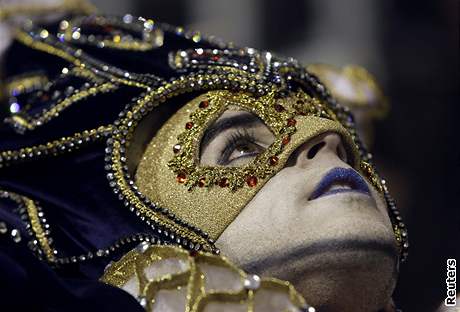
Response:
[241,242,398,312]
[216,210,399,312]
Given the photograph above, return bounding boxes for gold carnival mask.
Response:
[135,89,365,240]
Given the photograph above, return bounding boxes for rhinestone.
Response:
[0,222,7,234]
[198,177,206,187]
[136,241,150,253]
[105,261,113,271]
[176,173,187,184]
[173,144,181,153]
[282,136,291,145]
[246,176,258,187]
[137,296,148,308]
[11,229,21,243]
[199,100,209,108]
[243,274,261,290]
[269,156,279,166]
[185,122,194,129]
[39,29,49,39]
[218,178,229,187]
[287,118,297,126]
[59,20,69,30]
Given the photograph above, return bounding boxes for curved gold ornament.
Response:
[101,244,310,312]
[59,15,164,51]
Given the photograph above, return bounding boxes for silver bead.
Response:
[104,261,113,271]
[11,229,21,243]
[135,241,150,253]
[137,296,148,308]
[243,274,260,290]
[0,221,7,234]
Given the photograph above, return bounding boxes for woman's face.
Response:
[135,91,399,311]
[201,109,399,311]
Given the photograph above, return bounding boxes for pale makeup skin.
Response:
[200,109,399,312]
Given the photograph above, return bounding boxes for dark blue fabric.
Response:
[0,14,215,310]
[0,233,144,312]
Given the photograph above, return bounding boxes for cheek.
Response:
[216,168,398,264]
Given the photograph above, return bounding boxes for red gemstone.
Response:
[274,104,285,112]
[176,173,187,183]
[269,156,279,166]
[185,122,194,129]
[246,175,258,187]
[287,118,296,126]
[218,178,229,187]
[282,136,291,145]
[199,100,209,108]
[211,55,220,62]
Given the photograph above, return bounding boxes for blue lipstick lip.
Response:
[309,167,370,201]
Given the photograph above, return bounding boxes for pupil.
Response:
[237,144,252,154]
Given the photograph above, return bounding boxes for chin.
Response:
[238,213,399,312]
[250,242,398,312]
[296,251,397,312]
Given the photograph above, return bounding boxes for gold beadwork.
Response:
[101,244,307,312]
[0,126,112,168]
[0,189,56,262]
[5,75,49,97]
[60,16,164,51]
[6,81,117,132]
[23,195,56,262]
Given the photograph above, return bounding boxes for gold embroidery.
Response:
[0,0,96,21]
[59,15,164,51]
[0,125,112,168]
[0,189,56,262]
[101,244,308,312]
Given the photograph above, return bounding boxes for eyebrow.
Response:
[200,111,261,151]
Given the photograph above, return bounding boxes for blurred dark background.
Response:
[92,0,458,311]
[4,0,458,310]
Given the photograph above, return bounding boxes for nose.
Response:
[286,132,349,169]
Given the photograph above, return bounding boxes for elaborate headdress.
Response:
[0,13,408,272]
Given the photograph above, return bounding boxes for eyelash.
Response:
[218,128,260,165]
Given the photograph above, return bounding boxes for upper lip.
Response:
[309,167,370,200]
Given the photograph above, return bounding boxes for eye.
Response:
[220,130,266,165]
[199,110,275,167]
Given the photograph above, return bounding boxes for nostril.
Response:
[307,142,325,159]
[337,145,346,162]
